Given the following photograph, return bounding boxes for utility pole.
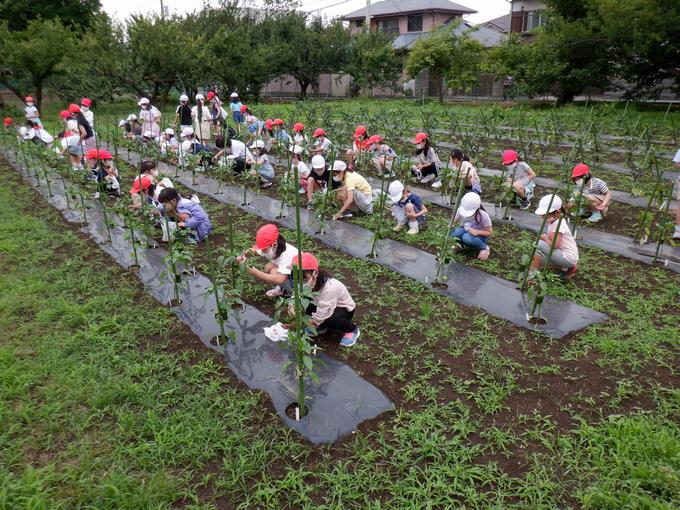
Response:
[365,0,370,31]
[160,0,165,18]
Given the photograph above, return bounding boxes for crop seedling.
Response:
[161,217,195,306]
[652,183,674,265]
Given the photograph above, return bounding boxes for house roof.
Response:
[480,13,511,34]
[343,0,476,21]
[392,20,505,50]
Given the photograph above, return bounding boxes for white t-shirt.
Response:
[291,160,310,178]
[258,243,298,276]
[547,219,579,265]
[25,105,39,120]
[30,128,54,144]
[82,109,94,129]
[228,139,251,159]
[509,161,533,183]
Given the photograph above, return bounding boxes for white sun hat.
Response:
[311,155,325,169]
[458,192,482,218]
[165,128,175,135]
[230,92,238,98]
[138,97,150,106]
[195,93,204,101]
[332,160,347,172]
[179,94,189,102]
[387,180,405,204]
[181,127,194,137]
[535,194,563,215]
[289,144,303,155]
[249,140,265,149]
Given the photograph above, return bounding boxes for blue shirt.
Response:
[397,193,426,223]
[229,101,242,113]
[174,198,212,241]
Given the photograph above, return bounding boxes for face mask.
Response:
[506,162,517,171]
[314,167,324,175]
[416,143,423,150]
[574,178,584,188]
[332,175,343,182]
[151,169,159,177]
[258,245,276,260]
[81,106,89,112]
[26,102,33,107]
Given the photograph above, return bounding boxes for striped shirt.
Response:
[584,177,609,196]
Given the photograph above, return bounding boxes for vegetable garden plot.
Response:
[0,148,393,445]
[114,148,607,338]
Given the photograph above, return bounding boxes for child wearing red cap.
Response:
[567,163,611,223]
[86,149,121,198]
[23,96,42,127]
[292,122,308,148]
[502,149,536,209]
[411,133,442,187]
[365,134,397,177]
[80,98,94,131]
[353,125,369,152]
[309,128,332,159]
[237,224,299,298]
[284,252,359,347]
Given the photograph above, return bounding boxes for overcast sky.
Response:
[101,0,510,25]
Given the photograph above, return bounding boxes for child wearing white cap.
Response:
[192,94,212,145]
[175,95,192,132]
[388,180,427,235]
[247,140,275,189]
[451,192,493,260]
[160,128,179,155]
[138,98,161,138]
[289,144,310,193]
[332,161,374,220]
[229,92,243,124]
[528,194,579,281]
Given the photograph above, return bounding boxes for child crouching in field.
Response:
[451,192,492,260]
[85,149,121,198]
[528,194,579,282]
[387,180,427,235]
[283,252,360,347]
[157,188,212,243]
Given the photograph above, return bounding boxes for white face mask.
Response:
[574,178,584,188]
[81,106,89,112]
[506,162,518,171]
[416,143,423,150]
[332,174,343,182]
[258,245,276,260]
[151,169,159,177]
[26,102,33,107]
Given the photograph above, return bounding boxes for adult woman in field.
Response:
[138,97,162,138]
[192,94,212,146]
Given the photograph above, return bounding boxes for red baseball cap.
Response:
[502,149,518,165]
[293,122,304,132]
[292,252,319,271]
[3,117,12,126]
[572,163,590,179]
[253,224,279,250]
[130,175,153,194]
[414,132,428,144]
[59,110,70,119]
[25,96,33,102]
[207,91,216,101]
[366,134,383,145]
[240,104,248,113]
[313,128,325,138]
[354,125,367,137]
[85,149,113,160]
[264,119,274,130]
[81,97,92,107]
[273,118,284,126]
[68,103,81,114]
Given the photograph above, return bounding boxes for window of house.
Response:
[377,17,400,37]
[355,19,363,28]
[521,10,544,32]
[407,14,423,32]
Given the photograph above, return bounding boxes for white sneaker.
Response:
[431,179,442,189]
[393,223,405,232]
[266,286,283,298]
[420,174,435,184]
[407,226,419,235]
[94,191,100,199]
[673,226,680,240]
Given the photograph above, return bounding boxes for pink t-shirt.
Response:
[547,219,579,265]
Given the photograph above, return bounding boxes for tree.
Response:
[0,0,101,32]
[345,30,403,96]
[0,19,75,109]
[405,20,483,103]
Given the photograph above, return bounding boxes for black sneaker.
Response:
[307,202,315,210]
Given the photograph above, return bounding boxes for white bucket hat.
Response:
[195,93,204,101]
[311,155,325,169]
[289,144,303,155]
[387,180,404,204]
[138,97,150,106]
[181,127,194,137]
[249,140,265,149]
[126,114,137,122]
[332,160,347,172]
[118,120,126,127]
[165,128,175,135]
[535,194,563,215]
[230,92,238,98]
[458,192,481,218]
[179,94,189,102]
